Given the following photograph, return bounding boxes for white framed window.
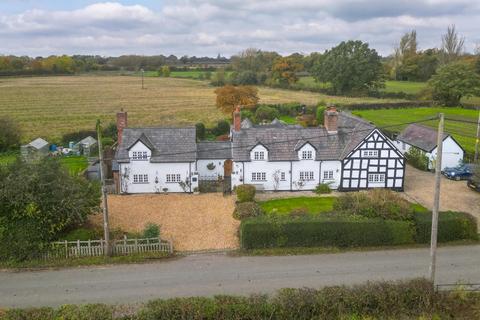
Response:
[301,150,313,160]
[368,173,385,183]
[362,150,378,158]
[299,171,314,181]
[133,174,149,184]
[251,172,266,181]
[323,170,334,180]
[166,174,181,183]
[132,151,148,160]
[253,151,265,160]
[280,172,286,181]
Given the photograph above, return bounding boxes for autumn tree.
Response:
[440,25,465,65]
[214,85,259,115]
[271,56,304,85]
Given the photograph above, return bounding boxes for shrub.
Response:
[60,227,100,241]
[316,105,326,125]
[414,211,478,243]
[233,202,261,220]
[314,183,331,194]
[255,105,279,122]
[0,117,21,152]
[101,137,114,148]
[235,184,256,202]
[195,123,206,140]
[240,109,254,122]
[404,147,429,171]
[143,223,160,238]
[240,216,415,249]
[212,120,230,136]
[333,189,414,221]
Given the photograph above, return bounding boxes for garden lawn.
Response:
[0,152,17,165]
[353,107,479,156]
[59,156,88,176]
[260,196,335,216]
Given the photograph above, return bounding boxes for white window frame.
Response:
[166,173,181,183]
[133,174,149,184]
[132,151,148,160]
[299,171,314,181]
[323,170,334,180]
[251,172,266,181]
[280,172,286,181]
[253,151,265,160]
[368,173,385,183]
[362,150,378,158]
[301,150,313,160]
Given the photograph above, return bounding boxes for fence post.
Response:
[65,240,68,258]
[88,239,91,256]
[135,238,138,253]
[77,239,80,257]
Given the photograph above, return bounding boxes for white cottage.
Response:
[393,124,464,171]
[114,107,405,193]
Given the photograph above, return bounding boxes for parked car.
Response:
[441,164,475,181]
[467,178,480,192]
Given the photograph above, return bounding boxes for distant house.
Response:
[393,124,464,170]
[21,138,49,159]
[73,136,97,156]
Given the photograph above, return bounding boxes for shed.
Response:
[21,138,49,159]
[393,124,464,170]
[73,136,97,156]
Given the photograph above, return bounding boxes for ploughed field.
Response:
[0,75,402,142]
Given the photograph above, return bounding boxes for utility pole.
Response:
[474,107,480,163]
[429,113,444,285]
[96,120,111,256]
[141,68,145,89]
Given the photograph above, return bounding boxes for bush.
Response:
[255,105,279,122]
[235,184,256,202]
[212,120,230,136]
[314,183,331,194]
[195,123,206,140]
[101,137,114,148]
[240,216,414,249]
[333,189,414,221]
[143,223,160,238]
[0,117,21,152]
[414,211,478,243]
[60,227,100,241]
[404,147,429,171]
[316,105,326,125]
[233,202,261,220]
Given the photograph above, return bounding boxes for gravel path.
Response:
[91,194,239,251]
[403,165,480,225]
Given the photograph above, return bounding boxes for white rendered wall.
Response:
[430,137,464,170]
[197,159,226,180]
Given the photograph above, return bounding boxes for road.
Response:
[1,245,479,308]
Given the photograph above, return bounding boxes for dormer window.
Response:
[254,151,265,160]
[301,150,313,160]
[132,151,148,160]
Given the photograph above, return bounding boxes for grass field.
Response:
[353,107,479,156]
[260,197,335,216]
[0,153,88,174]
[0,75,405,142]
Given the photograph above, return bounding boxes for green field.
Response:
[0,153,87,175]
[382,81,427,94]
[353,107,479,156]
[0,75,405,142]
[260,197,335,216]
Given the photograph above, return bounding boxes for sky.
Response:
[1,0,479,57]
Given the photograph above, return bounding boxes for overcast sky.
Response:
[1,0,479,57]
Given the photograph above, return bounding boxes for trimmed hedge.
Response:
[240,216,415,249]
[4,279,480,319]
[414,211,478,243]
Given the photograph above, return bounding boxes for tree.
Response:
[0,117,21,152]
[210,68,226,86]
[440,25,465,65]
[195,122,206,140]
[391,30,418,79]
[159,65,170,77]
[271,56,304,85]
[0,159,100,261]
[214,85,259,115]
[312,40,384,94]
[428,61,480,106]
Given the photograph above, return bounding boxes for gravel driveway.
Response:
[92,194,239,252]
[403,165,480,225]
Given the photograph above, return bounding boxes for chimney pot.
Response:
[324,105,338,133]
[116,110,128,145]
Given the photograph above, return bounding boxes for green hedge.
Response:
[414,211,478,243]
[240,216,415,249]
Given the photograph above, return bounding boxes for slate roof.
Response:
[231,112,375,161]
[25,138,49,150]
[116,127,196,163]
[197,141,232,159]
[396,124,448,152]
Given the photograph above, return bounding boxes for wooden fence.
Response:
[44,237,173,259]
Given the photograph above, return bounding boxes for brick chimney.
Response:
[116,109,128,145]
[233,105,241,132]
[324,105,338,134]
